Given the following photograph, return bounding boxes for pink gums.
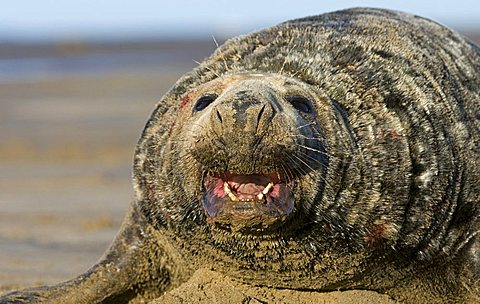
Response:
[212,178,226,197]
[269,184,281,197]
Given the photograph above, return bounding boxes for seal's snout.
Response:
[211,91,276,135]
[188,74,326,177]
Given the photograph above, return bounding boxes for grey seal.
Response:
[1,7,479,304]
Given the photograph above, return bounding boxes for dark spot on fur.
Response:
[373,49,394,59]
[365,223,389,247]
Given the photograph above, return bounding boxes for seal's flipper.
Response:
[0,201,179,303]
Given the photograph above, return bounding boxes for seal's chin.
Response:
[201,172,295,230]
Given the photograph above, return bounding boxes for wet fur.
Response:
[1,8,479,304]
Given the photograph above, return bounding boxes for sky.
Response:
[0,0,479,41]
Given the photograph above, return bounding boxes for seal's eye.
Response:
[286,94,313,114]
[193,94,217,112]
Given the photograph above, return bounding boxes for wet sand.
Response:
[1,33,479,301]
[0,69,190,291]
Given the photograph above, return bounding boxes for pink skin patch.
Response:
[168,94,191,137]
[211,178,226,197]
[178,94,192,111]
[270,184,281,198]
[365,222,391,247]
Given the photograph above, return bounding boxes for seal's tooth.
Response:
[262,182,274,195]
[257,182,274,201]
[224,182,239,201]
[223,182,231,193]
[228,192,239,201]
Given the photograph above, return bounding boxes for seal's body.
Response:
[2,8,479,304]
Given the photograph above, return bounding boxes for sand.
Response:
[156,268,396,304]
[0,68,184,289]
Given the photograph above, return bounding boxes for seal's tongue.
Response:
[237,182,263,196]
[226,174,274,200]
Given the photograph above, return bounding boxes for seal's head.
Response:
[183,73,328,232]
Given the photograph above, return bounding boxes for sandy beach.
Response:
[0,72,178,290]
[1,33,479,301]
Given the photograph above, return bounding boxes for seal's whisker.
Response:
[278,158,295,185]
[295,151,329,170]
[288,70,301,78]
[193,59,221,78]
[289,134,325,142]
[292,154,331,187]
[296,122,316,130]
[289,134,320,139]
[290,153,319,176]
[212,34,230,72]
[283,152,311,177]
[294,144,339,161]
[293,143,327,154]
[279,37,296,75]
[284,162,297,185]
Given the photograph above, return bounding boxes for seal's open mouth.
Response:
[201,172,295,229]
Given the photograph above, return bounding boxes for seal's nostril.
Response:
[257,104,266,126]
[216,110,223,124]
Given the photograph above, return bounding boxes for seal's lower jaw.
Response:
[201,173,295,231]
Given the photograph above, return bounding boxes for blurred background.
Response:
[1,0,479,292]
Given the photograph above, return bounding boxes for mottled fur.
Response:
[2,8,479,304]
